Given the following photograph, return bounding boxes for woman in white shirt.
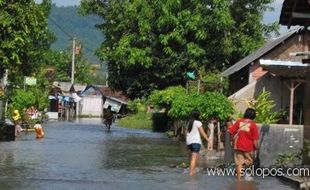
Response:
[186,111,210,176]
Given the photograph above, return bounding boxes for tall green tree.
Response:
[0,0,54,86]
[40,48,93,84]
[80,0,277,98]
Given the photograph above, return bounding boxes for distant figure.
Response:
[186,111,210,176]
[103,105,114,131]
[228,108,259,181]
[12,110,23,137]
[207,118,216,150]
[224,118,235,167]
[34,121,45,139]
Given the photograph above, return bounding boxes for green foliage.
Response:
[199,69,228,93]
[0,0,54,85]
[118,100,151,129]
[80,0,277,98]
[148,86,187,110]
[149,86,234,121]
[168,92,234,120]
[9,89,36,113]
[40,49,93,84]
[118,112,152,130]
[127,99,146,114]
[276,152,300,168]
[303,140,310,165]
[249,91,281,124]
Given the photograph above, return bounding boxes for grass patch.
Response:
[117,112,152,130]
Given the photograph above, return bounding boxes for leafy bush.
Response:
[149,86,234,121]
[9,89,36,112]
[7,88,48,120]
[199,69,228,93]
[249,91,282,124]
[148,86,187,110]
[127,99,146,114]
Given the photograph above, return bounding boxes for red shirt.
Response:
[228,118,259,152]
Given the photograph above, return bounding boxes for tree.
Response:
[149,86,234,121]
[80,0,277,98]
[40,47,93,84]
[0,0,54,86]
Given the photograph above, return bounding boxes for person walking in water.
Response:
[186,111,210,176]
[12,110,23,137]
[103,105,114,131]
[228,108,259,181]
[34,121,45,139]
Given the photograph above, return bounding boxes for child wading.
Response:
[186,111,210,176]
[228,108,259,181]
[34,121,45,139]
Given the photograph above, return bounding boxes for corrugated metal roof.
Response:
[260,59,310,77]
[53,81,73,92]
[73,84,87,92]
[221,28,301,77]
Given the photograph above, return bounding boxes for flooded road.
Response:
[0,119,296,190]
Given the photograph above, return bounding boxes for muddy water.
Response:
[0,119,296,190]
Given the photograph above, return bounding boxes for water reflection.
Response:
[0,120,296,190]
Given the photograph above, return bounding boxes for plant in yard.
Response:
[248,91,282,124]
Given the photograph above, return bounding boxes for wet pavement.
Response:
[0,119,297,190]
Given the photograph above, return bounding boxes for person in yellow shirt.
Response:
[12,110,20,122]
[12,110,23,137]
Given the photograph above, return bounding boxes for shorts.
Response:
[234,150,254,166]
[187,143,201,153]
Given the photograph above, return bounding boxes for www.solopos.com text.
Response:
[204,166,309,178]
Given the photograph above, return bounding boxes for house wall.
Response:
[224,124,304,167]
[232,72,306,124]
[230,33,310,120]
[230,73,291,114]
[248,34,310,84]
[79,97,103,117]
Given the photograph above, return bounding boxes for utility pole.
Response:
[71,37,76,84]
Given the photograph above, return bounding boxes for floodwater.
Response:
[0,119,296,190]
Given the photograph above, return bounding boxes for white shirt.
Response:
[186,120,202,145]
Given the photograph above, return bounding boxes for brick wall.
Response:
[249,34,310,82]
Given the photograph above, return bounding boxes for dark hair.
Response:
[243,108,256,120]
[187,111,200,133]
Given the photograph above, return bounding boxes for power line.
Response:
[49,17,73,39]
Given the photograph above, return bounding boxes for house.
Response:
[79,85,103,117]
[221,27,310,167]
[279,0,310,141]
[48,82,86,120]
[222,27,310,125]
[97,86,128,115]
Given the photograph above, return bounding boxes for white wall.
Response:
[79,97,103,117]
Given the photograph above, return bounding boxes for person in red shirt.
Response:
[228,108,259,181]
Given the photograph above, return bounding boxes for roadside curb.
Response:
[279,175,310,190]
